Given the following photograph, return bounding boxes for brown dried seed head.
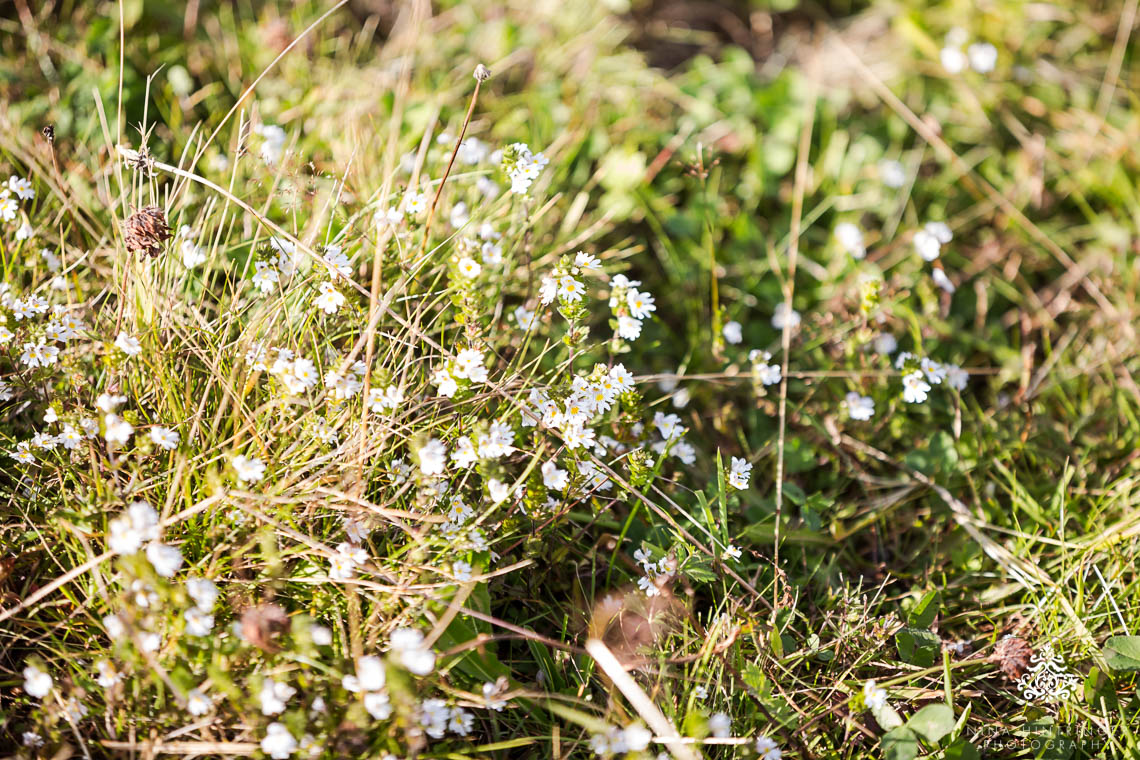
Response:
[240,603,290,652]
[994,635,1034,680]
[123,205,172,258]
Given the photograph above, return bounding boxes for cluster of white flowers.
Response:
[499,142,548,195]
[250,236,305,295]
[749,350,781,386]
[342,655,393,719]
[606,273,657,342]
[184,577,218,639]
[420,697,474,739]
[254,123,288,164]
[727,456,752,490]
[452,221,504,278]
[107,500,184,577]
[522,362,635,453]
[539,250,600,311]
[7,392,110,463]
[431,346,489,398]
[913,221,952,262]
[650,411,696,465]
[311,243,351,314]
[895,352,968,404]
[0,174,35,224]
[589,722,653,756]
[633,545,678,598]
[940,28,998,75]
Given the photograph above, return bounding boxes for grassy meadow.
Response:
[3,0,1140,757]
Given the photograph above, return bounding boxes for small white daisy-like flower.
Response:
[186,688,213,716]
[114,332,143,356]
[404,192,427,215]
[184,606,214,636]
[727,456,752,490]
[259,679,297,716]
[913,229,942,262]
[417,438,448,476]
[22,664,52,698]
[0,196,18,221]
[925,221,953,244]
[834,221,866,259]
[233,454,267,483]
[771,302,800,330]
[9,175,34,200]
[261,722,298,759]
[863,679,888,710]
[626,289,656,319]
[968,41,998,73]
[542,459,568,491]
[879,159,906,188]
[708,712,731,738]
[845,391,875,421]
[946,364,969,391]
[97,393,127,412]
[389,627,436,675]
[902,371,931,404]
[146,542,184,577]
[722,320,743,344]
[149,426,180,450]
[616,315,643,341]
[457,256,482,278]
[941,44,967,73]
[314,281,345,314]
[724,544,742,561]
[104,414,134,446]
[756,734,783,760]
[558,275,585,303]
[874,333,898,354]
[186,577,219,609]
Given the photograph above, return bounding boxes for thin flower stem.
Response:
[419,70,485,260]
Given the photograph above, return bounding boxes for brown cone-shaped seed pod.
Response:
[994,635,1034,680]
[123,205,172,258]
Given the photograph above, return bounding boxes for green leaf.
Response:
[881,726,919,760]
[685,561,718,583]
[1103,636,1140,672]
[906,703,955,744]
[945,739,981,760]
[908,590,941,629]
[743,661,767,693]
[1083,667,1119,710]
[870,699,904,731]
[896,627,941,667]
